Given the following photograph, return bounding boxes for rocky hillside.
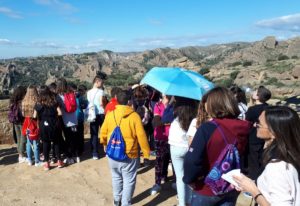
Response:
[1,36,300,98]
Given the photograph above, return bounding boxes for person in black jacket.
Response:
[244,85,271,180]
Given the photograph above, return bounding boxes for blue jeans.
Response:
[170,145,192,206]
[108,157,139,206]
[26,137,40,163]
[191,191,239,206]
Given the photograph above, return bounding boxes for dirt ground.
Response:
[0,143,252,206]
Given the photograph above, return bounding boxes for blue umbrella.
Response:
[140,67,214,100]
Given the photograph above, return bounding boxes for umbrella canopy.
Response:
[140,67,214,100]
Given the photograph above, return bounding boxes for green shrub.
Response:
[278,54,289,61]
[291,55,298,59]
[265,77,284,87]
[267,62,293,74]
[199,68,210,75]
[230,61,242,67]
[230,71,240,80]
[243,61,252,67]
[215,78,234,88]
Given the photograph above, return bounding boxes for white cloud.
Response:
[86,39,116,48]
[0,7,23,19]
[256,13,300,32]
[0,39,11,44]
[0,38,18,45]
[34,0,77,14]
[30,41,63,49]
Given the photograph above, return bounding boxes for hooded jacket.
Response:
[183,118,251,196]
[100,105,150,159]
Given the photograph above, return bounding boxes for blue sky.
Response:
[0,0,300,59]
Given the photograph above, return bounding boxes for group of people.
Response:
[8,73,300,206]
[9,73,108,170]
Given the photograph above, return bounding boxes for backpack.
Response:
[106,111,128,161]
[22,117,39,141]
[8,104,21,124]
[64,92,77,113]
[204,121,240,195]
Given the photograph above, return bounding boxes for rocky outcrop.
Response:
[292,65,300,78]
[0,36,300,98]
[287,37,300,57]
[0,100,13,144]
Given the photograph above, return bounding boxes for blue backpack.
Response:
[106,111,128,161]
[204,120,240,195]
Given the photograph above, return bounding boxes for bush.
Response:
[230,71,240,80]
[265,77,284,87]
[230,61,242,67]
[278,54,289,61]
[291,55,298,59]
[215,78,234,88]
[243,61,252,67]
[199,68,210,75]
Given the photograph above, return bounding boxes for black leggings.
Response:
[43,139,60,162]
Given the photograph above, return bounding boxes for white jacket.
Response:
[257,161,300,206]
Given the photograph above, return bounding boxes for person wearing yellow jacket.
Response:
[100,89,150,206]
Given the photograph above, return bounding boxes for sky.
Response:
[0,0,300,59]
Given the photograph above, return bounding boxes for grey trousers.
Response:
[108,157,139,206]
[14,124,26,156]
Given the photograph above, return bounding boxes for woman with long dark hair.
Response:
[9,86,26,163]
[169,97,198,206]
[34,86,63,170]
[56,78,78,164]
[234,106,300,206]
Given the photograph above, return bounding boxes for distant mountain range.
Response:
[1,36,300,98]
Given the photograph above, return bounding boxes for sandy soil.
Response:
[0,143,251,206]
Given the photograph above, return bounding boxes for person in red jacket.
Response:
[183,87,251,206]
[105,87,122,115]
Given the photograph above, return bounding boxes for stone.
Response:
[292,65,300,78]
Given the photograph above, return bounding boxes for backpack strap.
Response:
[112,111,137,157]
[113,111,123,126]
[211,120,230,145]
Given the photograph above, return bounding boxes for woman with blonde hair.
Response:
[22,85,41,166]
[187,93,209,145]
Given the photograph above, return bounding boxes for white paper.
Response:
[221,169,241,187]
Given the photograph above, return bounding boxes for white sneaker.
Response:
[150,184,161,195]
[92,156,99,160]
[64,157,75,164]
[18,157,26,163]
[76,157,80,163]
[27,160,33,166]
[35,162,43,167]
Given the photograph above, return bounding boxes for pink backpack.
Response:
[64,92,77,113]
